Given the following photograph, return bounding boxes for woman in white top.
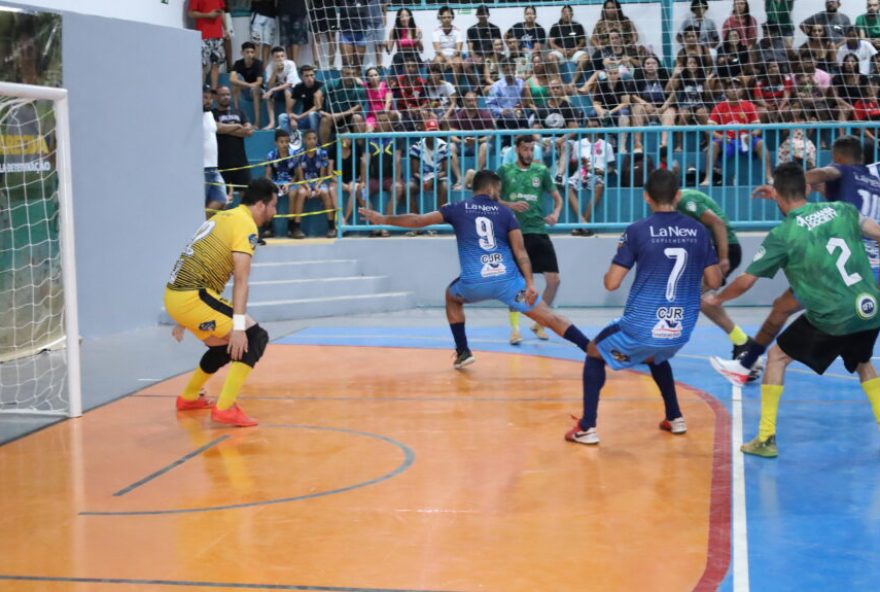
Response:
[432,6,464,86]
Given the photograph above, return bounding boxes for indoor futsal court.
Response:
[1,308,878,591]
[3,1,880,591]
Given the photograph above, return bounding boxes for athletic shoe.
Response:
[531,323,549,340]
[659,417,687,434]
[740,434,777,458]
[211,404,258,427]
[176,395,214,411]
[564,420,599,445]
[732,337,763,382]
[709,356,750,386]
[509,329,523,345]
[290,229,306,240]
[453,349,475,370]
[325,228,337,239]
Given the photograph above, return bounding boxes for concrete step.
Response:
[223,275,389,301]
[248,292,414,322]
[249,259,361,282]
[254,241,344,263]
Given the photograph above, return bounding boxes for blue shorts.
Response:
[715,136,761,160]
[204,167,226,206]
[448,276,540,313]
[594,321,683,371]
[340,31,367,46]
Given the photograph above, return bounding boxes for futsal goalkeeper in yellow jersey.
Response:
[164,178,278,427]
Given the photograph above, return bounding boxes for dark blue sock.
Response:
[648,361,681,420]
[580,356,606,429]
[563,324,591,352]
[450,322,468,353]
[739,341,766,369]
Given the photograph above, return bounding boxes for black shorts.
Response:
[727,242,742,278]
[523,233,559,274]
[311,8,338,34]
[777,314,880,375]
[220,167,251,193]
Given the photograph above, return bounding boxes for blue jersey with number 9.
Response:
[441,195,522,285]
[613,211,717,348]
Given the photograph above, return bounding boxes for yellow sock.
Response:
[509,310,520,331]
[860,377,880,426]
[216,362,252,411]
[758,384,784,441]
[728,325,748,347]
[181,368,212,401]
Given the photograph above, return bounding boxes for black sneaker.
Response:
[732,338,763,383]
[453,349,475,370]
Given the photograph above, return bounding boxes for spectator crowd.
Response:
[194,0,880,234]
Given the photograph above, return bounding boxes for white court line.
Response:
[731,384,750,592]
[136,378,162,382]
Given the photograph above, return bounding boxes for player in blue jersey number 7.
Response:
[358,170,591,369]
[566,170,723,445]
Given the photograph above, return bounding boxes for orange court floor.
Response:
[0,344,730,592]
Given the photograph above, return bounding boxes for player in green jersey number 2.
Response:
[706,163,880,458]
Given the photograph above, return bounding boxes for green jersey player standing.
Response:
[677,189,762,378]
[708,163,880,458]
[497,135,564,345]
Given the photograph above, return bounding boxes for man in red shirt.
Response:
[188,0,229,90]
[701,78,773,185]
[390,57,429,131]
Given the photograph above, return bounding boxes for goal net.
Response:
[0,83,81,417]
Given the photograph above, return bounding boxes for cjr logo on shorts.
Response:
[610,350,630,363]
[856,293,878,320]
[515,290,525,303]
[199,320,217,332]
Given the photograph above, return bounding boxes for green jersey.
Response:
[765,0,794,29]
[856,13,880,40]
[746,201,880,335]
[677,189,739,247]
[497,162,555,235]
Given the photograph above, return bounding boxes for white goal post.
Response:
[0,81,81,417]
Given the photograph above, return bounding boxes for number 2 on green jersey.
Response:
[827,237,862,287]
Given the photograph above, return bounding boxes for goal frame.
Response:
[0,81,81,418]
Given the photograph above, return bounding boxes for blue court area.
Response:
[278,322,880,591]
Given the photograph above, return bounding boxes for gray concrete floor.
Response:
[0,306,772,444]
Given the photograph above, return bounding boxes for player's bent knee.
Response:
[766,344,790,366]
[200,345,231,374]
[240,324,269,368]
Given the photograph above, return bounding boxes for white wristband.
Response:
[232,314,246,331]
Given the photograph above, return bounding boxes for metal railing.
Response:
[335,121,880,236]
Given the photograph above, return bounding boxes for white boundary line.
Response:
[731,384,750,592]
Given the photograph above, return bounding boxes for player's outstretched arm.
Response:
[804,166,842,187]
[700,210,730,274]
[860,215,880,242]
[603,263,629,291]
[704,272,758,307]
[703,264,723,290]
[357,207,444,228]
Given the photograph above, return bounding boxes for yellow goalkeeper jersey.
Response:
[166,205,258,294]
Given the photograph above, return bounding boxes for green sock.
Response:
[509,310,520,331]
